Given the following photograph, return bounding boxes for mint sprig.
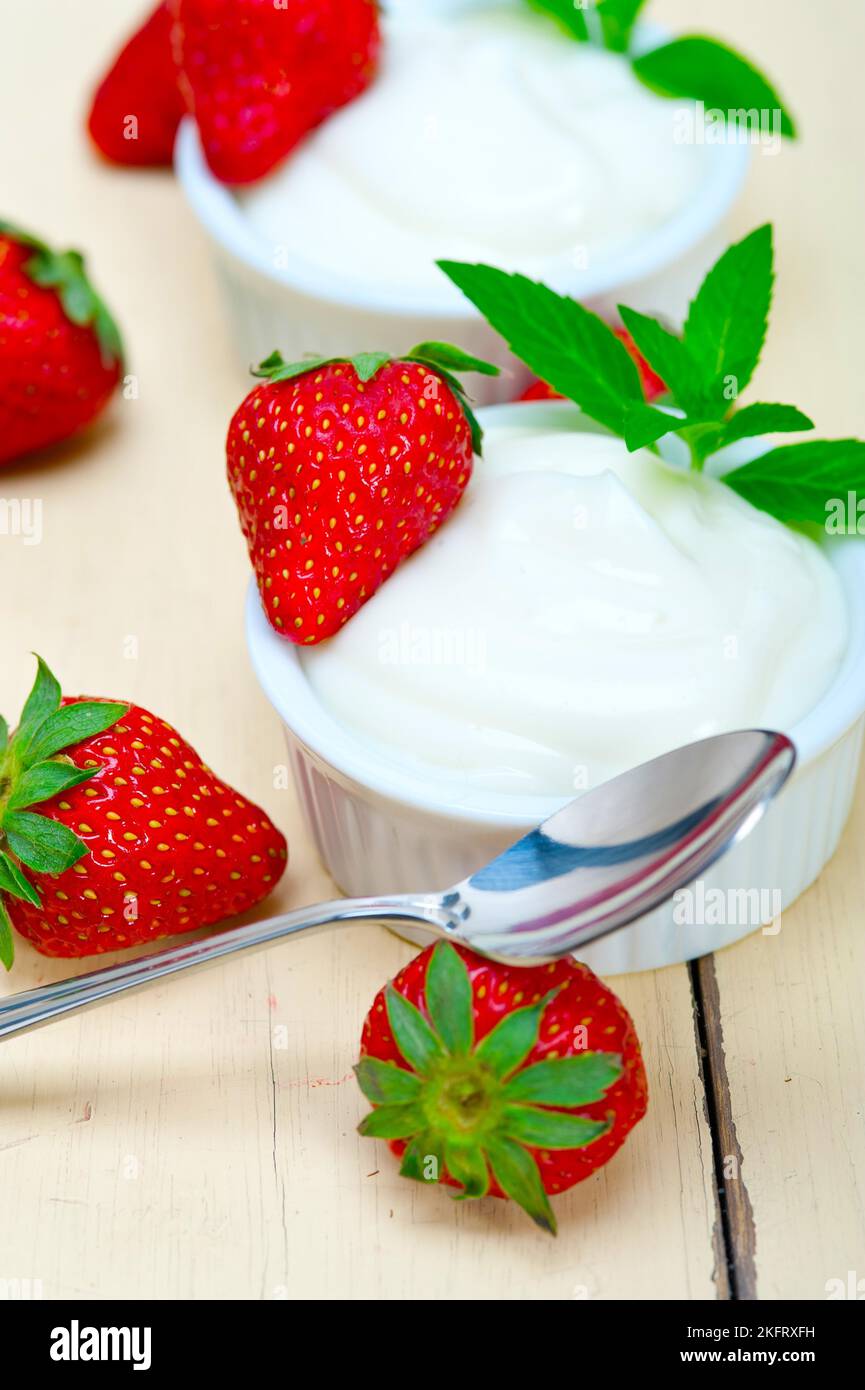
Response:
[526,2,796,139]
[355,941,622,1235]
[0,656,128,969]
[439,225,865,528]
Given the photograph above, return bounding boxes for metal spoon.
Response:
[0,729,794,1041]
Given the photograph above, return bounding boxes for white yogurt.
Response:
[300,423,848,796]
[241,1,709,297]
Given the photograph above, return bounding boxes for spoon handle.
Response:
[0,895,446,1042]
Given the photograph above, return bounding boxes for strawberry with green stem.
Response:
[0,657,287,966]
[357,940,647,1234]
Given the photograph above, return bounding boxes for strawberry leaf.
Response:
[399,1132,444,1184]
[474,990,557,1079]
[0,900,13,971]
[502,1105,610,1149]
[385,985,445,1075]
[353,1058,424,1105]
[632,36,796,138]
[425,942,473,1055]
[14,655,61,751]
[21,700,128,768]
[444,1141,489,1199]
[6,760,96,811]
[0,716,7,755]
[0,851,41,907]
[504,1052,623,1106]
[357,1102,424,1140]
[3,811,88,876]
[486,1136,557,1235]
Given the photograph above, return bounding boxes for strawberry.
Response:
[170,0,381,185]
[0,657,287,966]
[227,344,499,645]
[519,328,666,405]
[357,941,647,1234]
[0,223,123,467]
[87,2,185,167]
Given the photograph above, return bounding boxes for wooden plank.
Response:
[0,0,721,1300]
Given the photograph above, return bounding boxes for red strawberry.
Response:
[87,2,185,167]
[0,223,123,467]
[519,328,666,406]
[227,345,498,645]
[357,941,647,1234]
[170,0,381,185]
[0,658,287,966]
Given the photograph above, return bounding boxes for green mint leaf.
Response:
[15,655,61,750]
[474,990,557,1080]
[623,404,683,451]
[0,900,13,971]
[720,439,865,525]
[357,1102,425,1140]
[385,985,445,1075]
[617,306,705,414]
[502,1105,609,1149]
[3,811,88,875]
[715,402,815,450]
[632,36,796,138]
[425,942,474,1055]
[353,1058,423,1106]
[597,0,647,53]
[683,224,774,412]
[408,342,500,378]
[399,1131,444,1184]
[6,759,96,811]
[503,1052,623,1106]
[438,261,643,435]
[486,1136,557,1235]
[22,700,127,769]
[444,1141,489,1199]
[527,0,589,41]
[0,851,41,907]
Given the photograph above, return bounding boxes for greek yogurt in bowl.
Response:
[240,0,709,301]
[299,416,848,795]
[246,403,865,972]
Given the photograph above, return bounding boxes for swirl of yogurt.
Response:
[240,1,710,297]
[300,421,847,796]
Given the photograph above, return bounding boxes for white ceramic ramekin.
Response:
[175,18,751,405]
[245,403,865,975]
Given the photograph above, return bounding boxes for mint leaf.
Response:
[0,716,8,754]
[721,439,865,525]
[527,0,589,41]
[683,224,774,412]
[632,36,796,138]
[597,0,647,52]
[425,942,474,1055]
[408,342,500,378]
[502,1105,609,1149]
[385,986,445,1075]
[623,404,684,451]
[439,261,643,434]
[22,700,127,768]
[504,1053,623,1106]
[0,900,13,971]
[715,402,814,449]
[3,811,88,875]
[618,306,705,414]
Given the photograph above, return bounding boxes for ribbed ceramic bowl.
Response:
[175,15,751,404]
[245,403,865,975]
